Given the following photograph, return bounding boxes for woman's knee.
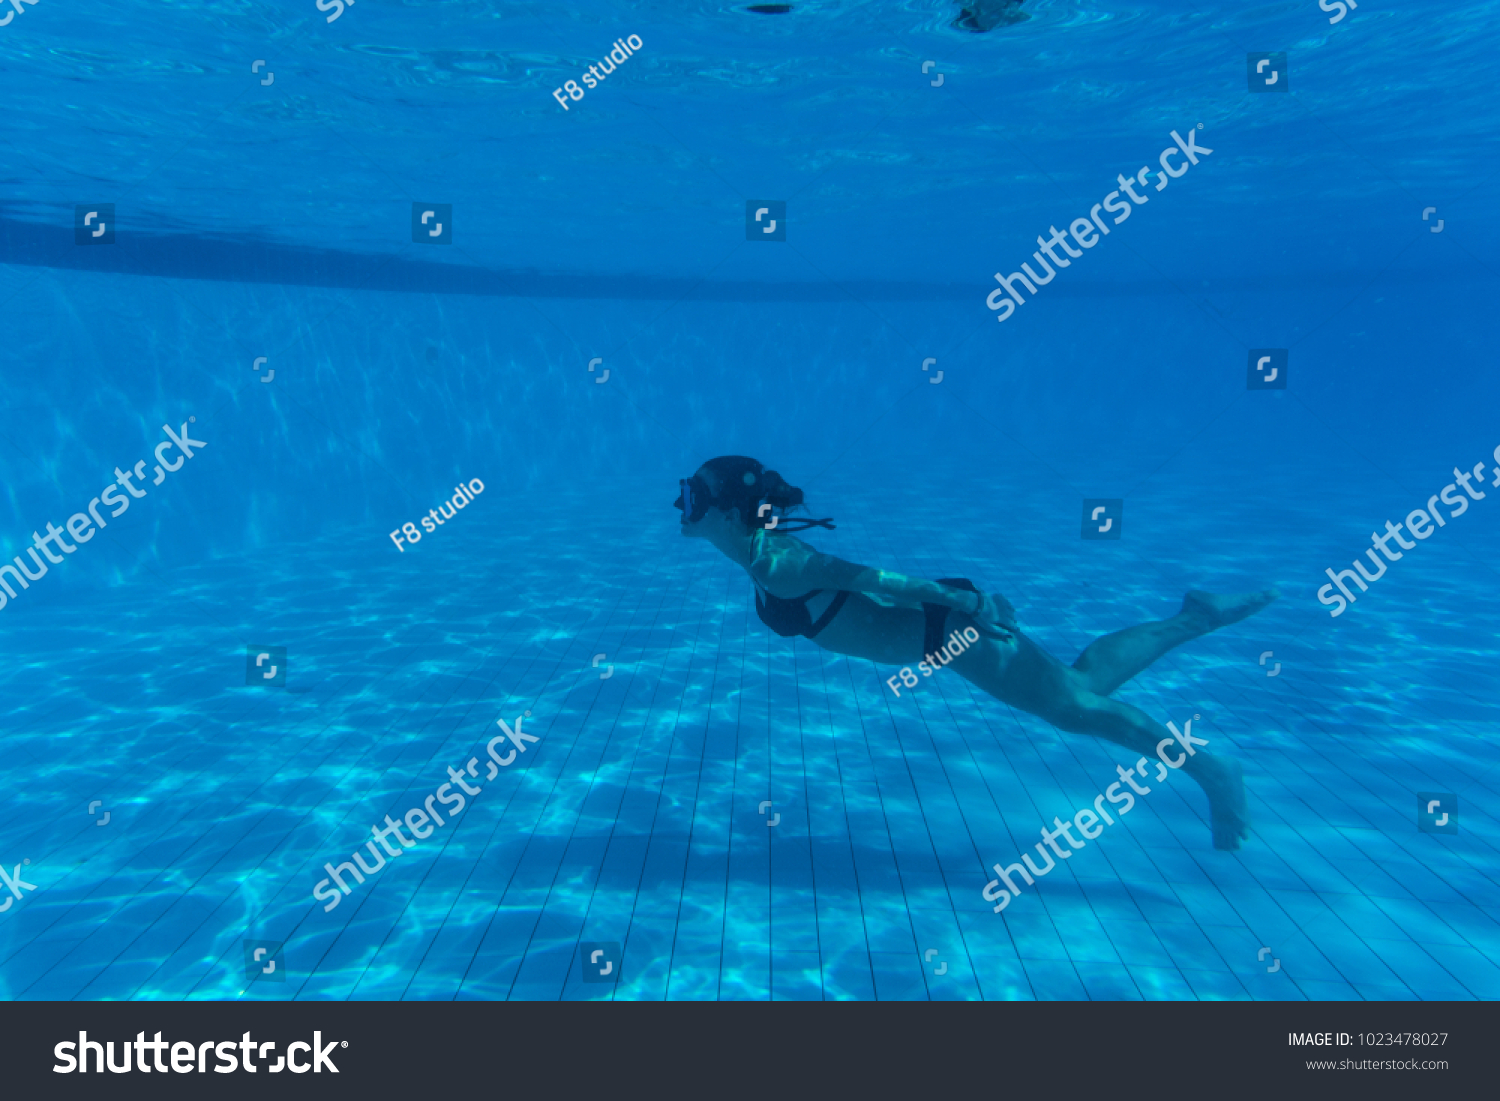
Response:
[1056,693,1159,746]
[1038,688,1106,734]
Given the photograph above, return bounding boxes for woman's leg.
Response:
[1072,589,1279,697]
[949,628,1251,850]
[1044,691,1250,851]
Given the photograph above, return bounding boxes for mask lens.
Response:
[678,476,715,521]
[679,477,708,521]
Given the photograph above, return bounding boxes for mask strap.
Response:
[768,517,836,533]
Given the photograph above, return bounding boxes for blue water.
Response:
[1,0,1497,1000]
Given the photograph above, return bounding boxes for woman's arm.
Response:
[751,534,983,614]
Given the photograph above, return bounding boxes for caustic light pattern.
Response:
[0,0,1494,1004]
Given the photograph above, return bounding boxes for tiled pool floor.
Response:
[1,475,1496,1000]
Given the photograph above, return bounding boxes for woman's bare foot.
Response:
[1182,588,1279,632]
[1192,755,1251,850]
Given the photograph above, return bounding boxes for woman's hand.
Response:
[969,591,1017,640]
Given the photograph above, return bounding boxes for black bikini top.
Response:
[754,586,851,640]
[750,528,850,640]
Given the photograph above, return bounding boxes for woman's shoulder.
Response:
[749,529,818,585]
[752,528,816,557]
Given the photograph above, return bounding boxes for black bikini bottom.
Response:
[922,577,978,659]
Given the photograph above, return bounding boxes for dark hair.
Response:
[701,456,806,530]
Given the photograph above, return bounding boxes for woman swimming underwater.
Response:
[675,456,1278,851]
